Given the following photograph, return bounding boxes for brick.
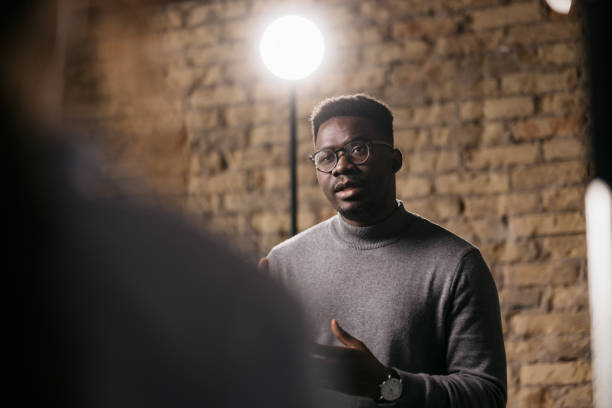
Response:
[165,9,183,29]
[167,65,222,90]
[361,0,433,18]
[506,21,581,45]
[185,193,222,214]
[435,172,509,195]
[507,388,554,408]
[464,144,540,169]
[298,185,328,206]
[459,101,482,120]
[396,177,432,198]
[389,63,424,86]
[508,212,585,237]
[511,312,590,335]
[542,138,585,161]
[520,361,591,385]
[395,129,431,151]
[162,25,221,51]
[196,171,246,194]
[225,191,286,212]
[438,0,504,12]
[503,260,581,286]
[191,85,247,108]
[541,186,584,211]
[262,167,290,191]
[392,16,462,39]
[409,103,457,126]
[250,123,289,146]
[481,123,510,145]
[444,217,509,243]
[484,97,534,119]
[541,91,587,115]
[252,82,290,102]
[406,150,460,174]
[207,214,248,236]
[470,2,541,31]
[480,239,539,264]
[333,25,382,46]
[403,197,463,220]
[319,66,387,94]
[511,161,586,189]
[500,287,541,311]
[537,42,581,66]
[431,125,481,148]
[251,212,290,235]
[464,192,539,218]
[222,103,281,127]
[223,18,254,40]
[435,29,504,56]
[187,43,247,66]
[502,69,578,94]
[362,40,430,64]
[187,1,247,26]
[511,117,583,140]
[359,2,391,22]
[555,384,593,408]
[506,335,590,363]
[552,286,589,310]
[539,234,586,259]
[431,78,499,102]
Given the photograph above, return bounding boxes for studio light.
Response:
[586,179,612,408]
[260,15,325,236]
[260,15,324,81]
[545,0,572,14]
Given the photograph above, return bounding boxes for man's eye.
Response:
[317,152,334,163]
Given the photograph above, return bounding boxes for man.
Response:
[6,1,312,407]
[261,94,506,407]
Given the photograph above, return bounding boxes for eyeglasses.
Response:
[309,140,394,173]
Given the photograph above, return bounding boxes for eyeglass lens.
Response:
[314,141,370,172]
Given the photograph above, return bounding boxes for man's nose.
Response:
[332,151,355,176]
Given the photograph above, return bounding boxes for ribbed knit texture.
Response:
[268,202,507,407]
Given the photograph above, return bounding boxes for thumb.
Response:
[331,319,366,351]
[257,257,269,273]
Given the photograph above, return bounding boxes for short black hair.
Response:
[310,94,394,144]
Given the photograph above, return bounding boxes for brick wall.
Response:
[63,0,591,406]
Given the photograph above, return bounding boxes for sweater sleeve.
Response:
[392,249,507,407]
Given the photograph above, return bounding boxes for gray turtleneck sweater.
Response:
[267,202,506,407]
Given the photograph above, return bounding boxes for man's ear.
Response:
[391,149,403,174]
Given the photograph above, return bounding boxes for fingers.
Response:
[257,257,269,273]
[331,319,366,351]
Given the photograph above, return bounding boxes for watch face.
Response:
[380,377,402,401]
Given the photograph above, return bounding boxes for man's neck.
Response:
[340,200,399,227]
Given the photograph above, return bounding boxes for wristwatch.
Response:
[379,368,403,402]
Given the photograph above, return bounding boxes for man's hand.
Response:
[311,319,391,400]
[257,257,269,273]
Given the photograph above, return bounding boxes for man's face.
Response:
[314,116,401,226]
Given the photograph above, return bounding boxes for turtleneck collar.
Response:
[328,200,414,250]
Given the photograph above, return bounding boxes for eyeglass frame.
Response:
[309,139,395,173]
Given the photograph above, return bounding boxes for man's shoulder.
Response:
[405,211,479,259]
[269,216,335,257]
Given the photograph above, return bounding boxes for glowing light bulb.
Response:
[260,15,325,81]
[545,0,572,14]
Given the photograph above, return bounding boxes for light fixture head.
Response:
[546,0,572,14]
[260,15,325,81]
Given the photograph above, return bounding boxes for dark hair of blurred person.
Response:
[5,2,312,407]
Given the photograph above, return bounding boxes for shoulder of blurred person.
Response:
[8,108,313,408]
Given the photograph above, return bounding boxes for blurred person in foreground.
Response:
[5,1,312,407]
[260,94,506,407]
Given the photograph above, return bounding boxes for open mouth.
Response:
[334,180,365,200]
